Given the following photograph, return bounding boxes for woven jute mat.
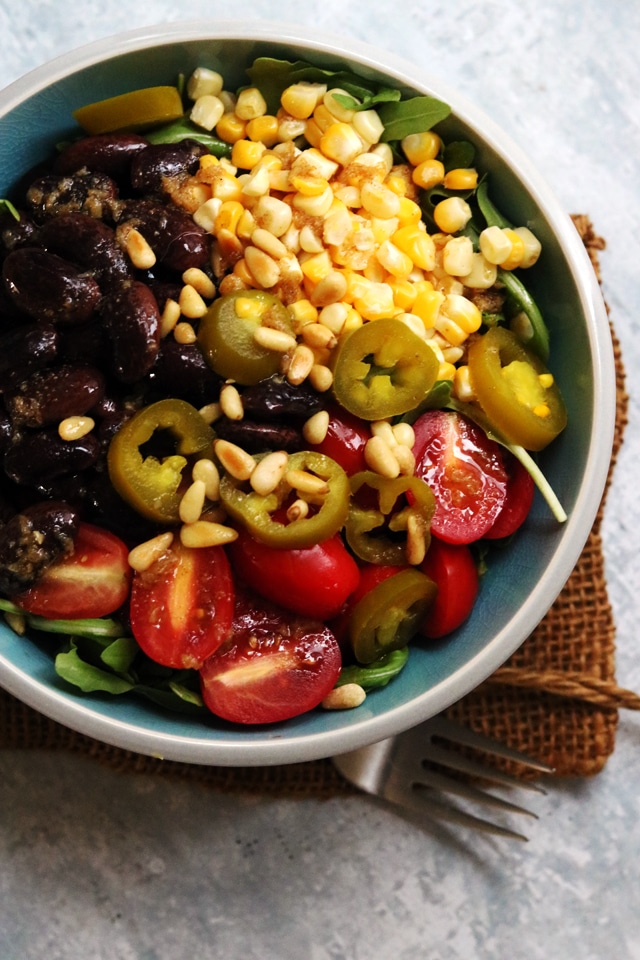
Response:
[0,215,637,797]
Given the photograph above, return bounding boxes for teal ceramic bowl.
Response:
[0,21,616,765]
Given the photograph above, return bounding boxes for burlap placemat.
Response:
[0,215,637,796]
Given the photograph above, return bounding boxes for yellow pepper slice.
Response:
[73,86,184,135]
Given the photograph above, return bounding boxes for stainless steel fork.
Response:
[332,713,554,841]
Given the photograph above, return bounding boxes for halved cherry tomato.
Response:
[228,529,360,621]
[309,404,371,476]
[15,522,131,620]
[484,452,535,540]
[129,538,234,669]
[412,409,508,544]
[199,586,342,724]
[419,537,479,639]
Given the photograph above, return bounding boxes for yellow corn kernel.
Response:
[311,102,335,133]
[240,164,271,198]
[499,229,526,270]
[401,130,442,165]
[292,185,334,217]
[479,225,512,265]
[235,87,267,120]
[539,372,554,389]
[303,117,323,149]
[452,364,474,401]
[234,295,268,319]
[187,67,224,100]
[392,224,436,272]
[281,82,326,119]
[289,173,330,197]
[442,235,475,277]
[397,312,428,341]
[353,281,396,321]
[277,115,308,142]
[323,88,358,122]
[513,226,542,268]
[412,158,445,190]
[438,361,457,381]
[460,252,498,290]
[412,286,445,329]
[245,115,279,147]
[323,205,353,248]
[440,293,482,333]
[352,109,384,145]
[288,298,318,329]
[433,196,473,234]
[300,250,333,285]
[231,138,267,170]
[253,194,293,237]
[396,196,422,225]
[190,94,225,132]
[198,153,219,172]
[359,180,402,219]
[214,199,245,235]
[342,306,364,334]
[236,208,257,240]
[210,169,243,202]
[389,278,417,312]
[368,216,400,246]
[370,142,394,174]
[215,112,247,143]
[320,122,365,166]
[443,167,479,191]
[376,240,414,279]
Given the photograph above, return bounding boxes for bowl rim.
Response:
[0,19,618,765]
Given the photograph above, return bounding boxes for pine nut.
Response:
[126,228,157,269]
[179,284,208,319]
[58,415,95,441]
[394,444,416,476]
[219,383,244,421]
[244,245,281,287]
[253,325,297,353]
[406,513,427,565]
[192,458,221,501]
[128,532,174,573]
[287,343,315,385]
[300,322,337,350]
[308,363,334,392]
[251,227,288,260]
[182,267,216,299]
[160,298,181,337]
[250,450,289,496]
[214,439,256,480]
[302,409,330,445]
[371,420,397,447]
[286,498,309,522]
[309,270,348,307]
[180,521,239,548]
[321,683,366,710]
[285,468,329,498]
[174,321,197,345]
[392,422,415,448]
[179,479,206,524]
[199,402,222,425]
[365,435,400,478]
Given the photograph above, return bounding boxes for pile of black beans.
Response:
[0,132,322,596]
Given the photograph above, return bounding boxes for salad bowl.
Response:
[0,20,616,765]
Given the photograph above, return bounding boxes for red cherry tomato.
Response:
[310,404,371,476]
[412,410,508,544]
[129,538,234,669]
[483,452,535,539]
[15,522,131,619]
[228,529,360,621]
[419,537,479,639]
[199,587,342,724]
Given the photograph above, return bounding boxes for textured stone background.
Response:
[1,2,640,958]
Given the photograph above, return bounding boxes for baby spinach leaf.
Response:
[246,57,380,113]
[100,635,139,674]
[331,87,402,112]
[378,96,451,142]
[146,118,232,157]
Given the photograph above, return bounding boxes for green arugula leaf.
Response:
[378,96,451,142]
[336,647,409,691]
[146,117,232,157]
[331,87,402,112]
[0,198,20,221]
[100,635,139,674]
[55,643,134,695]
[246,57,380,114]
[442,140,476,172]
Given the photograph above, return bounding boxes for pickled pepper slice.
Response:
[107,399,215,524]
[348,569,437,664]
[73,86,184,135]
[219,451,350,549]
[346,471,436,565]
[332,317,439,420]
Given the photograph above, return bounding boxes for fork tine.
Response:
[419,742,549,794]
[393,784,530,842]
[425,715,555,776]
[414,767,539,817]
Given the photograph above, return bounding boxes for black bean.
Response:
[117,199,209,272]
[2,247,102,325]
[213,417,305,454]
[240,375,324,421]
[38,212,133,288]
[57,318,108,366]
[149,338,223,406]
[0,322,59,391]
[26,170,120,223]
[130,140,208,194]
[54,132,150,180]
[4,428,101,487]
[0,499,79,596]
[4,363,106,429]
[100,280,160,383]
